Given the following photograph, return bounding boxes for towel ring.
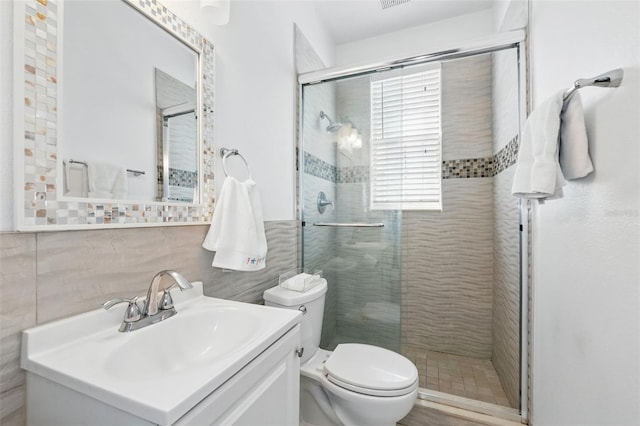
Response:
[221,148,252,179]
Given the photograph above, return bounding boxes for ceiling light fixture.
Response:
[201,0,230,26]
[379,0,410,10]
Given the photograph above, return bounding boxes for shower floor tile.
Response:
[402,346,513,408]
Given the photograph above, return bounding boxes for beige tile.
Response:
[35,226,209,323]
[398,400,489,426]
[412,349,513,408]
[427,366,439,378]
[0,233,37,418]
[0,385,26,426]
[33,221,299,324]
[401,180,494,360]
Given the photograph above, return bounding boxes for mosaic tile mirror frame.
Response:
[14,0,215,231]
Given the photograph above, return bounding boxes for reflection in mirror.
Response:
[155,69,198,203]
[61,0,198,203]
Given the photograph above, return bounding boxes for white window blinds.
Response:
[370,65,442,211]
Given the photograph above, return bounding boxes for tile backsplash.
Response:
[0,221,296,425]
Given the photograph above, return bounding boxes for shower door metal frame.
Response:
[296,29,529,423]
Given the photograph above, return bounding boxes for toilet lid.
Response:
[324,344,418,396]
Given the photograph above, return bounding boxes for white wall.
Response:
[0,0,14,231]
[334,9,495,66]
[164,0,335,222]
[529,1,640,424]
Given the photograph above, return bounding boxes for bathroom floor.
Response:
[402,346,513,408]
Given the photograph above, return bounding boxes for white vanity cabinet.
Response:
[176,325,301,425]
[26,325,300,426]
[22,283,302,426]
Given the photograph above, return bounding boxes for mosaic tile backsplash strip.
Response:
[17,0,215,229]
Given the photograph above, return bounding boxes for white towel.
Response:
[202,177,267,271]
[512,91,593,199]
[512,91,566,199]
[559,92,594,179]
[87,162,128,199]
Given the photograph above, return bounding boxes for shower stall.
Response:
[297,31,528,420]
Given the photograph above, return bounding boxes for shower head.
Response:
[319,111,342,133]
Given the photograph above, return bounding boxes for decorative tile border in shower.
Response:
[17,0,215,228]
[337,166,369,183]
[304,135,519,183]
[441,134,519,179]
[305,135,518,184]
[442,157,494,179]
[493,134,520,175]
[304,152,337,183]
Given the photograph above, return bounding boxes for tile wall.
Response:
[401,54,496,359]
[0,221,297,425]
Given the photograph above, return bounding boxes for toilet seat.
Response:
[323,344,418,397]
[326,374,417,397]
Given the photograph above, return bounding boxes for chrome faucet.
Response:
[103,270,193,332]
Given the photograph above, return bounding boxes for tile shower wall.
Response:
[402,55,495,359]
[0,221,296,426]
[491,48,521,408]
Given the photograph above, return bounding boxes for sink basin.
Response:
[105,305,263,380]
[21,282,301,425]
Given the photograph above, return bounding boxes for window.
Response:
[370,65,442,211]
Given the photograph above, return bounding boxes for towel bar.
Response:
[220,147,252,179]
[563,68,624,102]
[126,169,145,177]
[312,222,384,228]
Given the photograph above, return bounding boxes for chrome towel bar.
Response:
[313,222,384,228]
[563,68,624,102]
[65,159,145,176]
[220,147,252,179]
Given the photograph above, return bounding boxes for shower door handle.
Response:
[312,222,384,228]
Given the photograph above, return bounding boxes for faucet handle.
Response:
[158,289,174,311]
[102,297,141,323]
[157,282,187,310]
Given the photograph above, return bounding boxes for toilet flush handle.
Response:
[295,347,304,358]
[298,305,307,315]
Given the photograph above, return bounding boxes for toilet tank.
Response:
[264,279,327,364]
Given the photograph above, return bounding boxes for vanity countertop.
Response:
[21,282,301,425]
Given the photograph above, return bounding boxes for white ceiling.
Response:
[313,0,496,45]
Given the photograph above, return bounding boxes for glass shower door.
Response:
[300,78,402,353]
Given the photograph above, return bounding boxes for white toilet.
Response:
[264,279,418,426]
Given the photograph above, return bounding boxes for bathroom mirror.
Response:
[14,0,215,230]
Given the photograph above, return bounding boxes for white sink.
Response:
[21,282,301,425]
[104,305,263,380]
